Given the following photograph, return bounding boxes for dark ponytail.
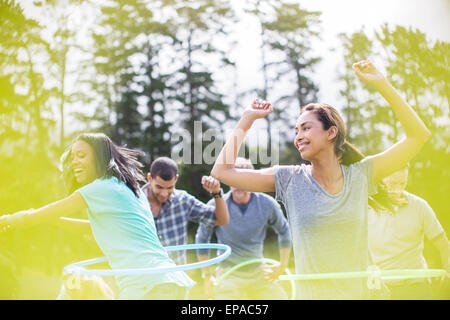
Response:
[340,141,365,166]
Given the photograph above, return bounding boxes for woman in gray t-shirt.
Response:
[211,60,431,299]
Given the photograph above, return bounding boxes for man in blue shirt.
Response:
[196,158,291,299]
[141,157,229,265]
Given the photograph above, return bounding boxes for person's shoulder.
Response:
[346,156,370,168]
[223,190,232,200]
[403,191,428,207]
[254,192,282,210]
[173,189,187,196]
[76,176,120,198]
[344,156,375,178]
[173,189,201,203]
[254,191,276,202]
[171,189,189,199]
[84,176,117,189]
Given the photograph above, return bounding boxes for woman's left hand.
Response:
[352,60,387,86]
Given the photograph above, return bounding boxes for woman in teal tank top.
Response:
[0,133,195,299]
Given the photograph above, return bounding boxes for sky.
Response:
[231,0,450,108]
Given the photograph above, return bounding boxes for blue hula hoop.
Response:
[63,243,231,276]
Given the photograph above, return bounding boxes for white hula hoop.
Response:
[63,243,231,276]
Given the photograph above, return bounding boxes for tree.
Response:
[337,29,385,154]
[166,0,236,196]
[243,0,322,165]
[0,0,58,208]
[338,25,450,258]
[0,0,77,289]
[89,0,175,165]
[376,25,450,236]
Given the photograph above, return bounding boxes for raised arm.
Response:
[353,60,431,183]
[211,99,276,192]
[0,192,88,231]
[201,176,229,226]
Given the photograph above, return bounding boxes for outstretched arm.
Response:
[353,60,431,183]
[0,192,88,231]
[211,99,276,192]
[49,217,92,235]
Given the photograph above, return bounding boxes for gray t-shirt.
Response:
[274,157,377,299]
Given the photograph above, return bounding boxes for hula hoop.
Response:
[214,258,296,300]
[63,243,231,276]
[279,269,448,282]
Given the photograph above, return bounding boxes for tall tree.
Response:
[0,0,74,288]
[338,29,384,154]
[338,25,449,246]
[166,0,236,196]
[376,25,450,233]
[169,0,235,156]
[89,0,175,165]
[243,0,322,164]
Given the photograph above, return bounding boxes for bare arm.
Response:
[278,247,291,271]
[201,176,229,226]
[353,60,431,183]
[212,197,228,226]
[49,217,92,235]
[211,99,276,192]
[0,192,88,230]
[264,247,291,282]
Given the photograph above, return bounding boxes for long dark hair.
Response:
[60,133,146,196]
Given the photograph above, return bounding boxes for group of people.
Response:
[1,60,448,300]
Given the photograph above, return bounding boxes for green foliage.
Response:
[1,0,448,298]
[242,1,322,163]
[339,25,450,250]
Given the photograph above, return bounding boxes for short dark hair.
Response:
[150,157,178,181]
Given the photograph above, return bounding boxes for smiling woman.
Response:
[0,132,196,299]
[211,60,431,299]
[60,133,146,197]
[70,140,98,186]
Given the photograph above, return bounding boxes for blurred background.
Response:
[0,0,448,299]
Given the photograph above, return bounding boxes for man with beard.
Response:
[142,157,229,266]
